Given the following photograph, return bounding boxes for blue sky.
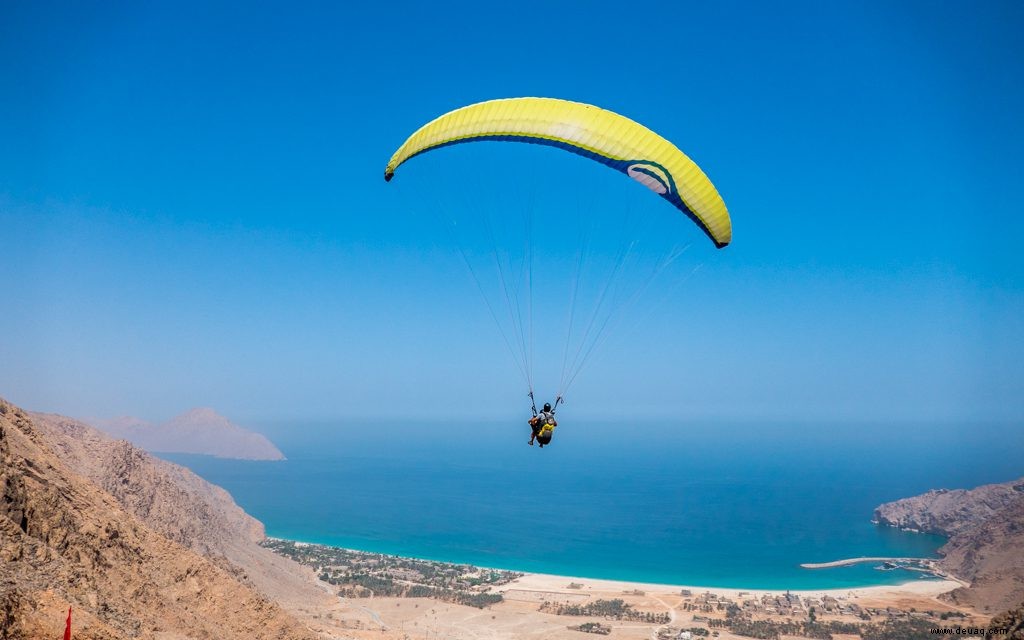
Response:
[1,1,1022,423]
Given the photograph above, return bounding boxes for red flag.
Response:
[63,606,71,640]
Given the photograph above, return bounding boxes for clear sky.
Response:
[1,1,1022,424]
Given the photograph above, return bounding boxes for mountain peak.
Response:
[169,407,233,427]
[88,408,285,461]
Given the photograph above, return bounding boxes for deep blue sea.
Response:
[161,419,1023,590]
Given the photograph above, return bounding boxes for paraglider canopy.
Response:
[384,97,732,248]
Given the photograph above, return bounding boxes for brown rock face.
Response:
[874,480,1024,537]
[875,477,1024,613]
[0,398,317,639]
[31,412,265,555]
[986,599,1024,638]
[26,411,346,619]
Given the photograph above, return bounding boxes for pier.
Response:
[800,557,926,569]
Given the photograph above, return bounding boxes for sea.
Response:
[161,418,1024,591]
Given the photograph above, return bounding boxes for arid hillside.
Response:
[27,410,352,630]
[0,398,317,639]
[875,477,1024,613]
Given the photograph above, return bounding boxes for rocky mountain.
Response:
[874,477,1024,613]
[874,480,1024,537]
[0,397,365,639]
[24,411,348,625]
[0,397,317,639]
[32,411,265,556]
[986,599,1024,638]
[92,407,285,460]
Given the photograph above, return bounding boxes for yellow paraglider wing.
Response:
[385,97,731,248]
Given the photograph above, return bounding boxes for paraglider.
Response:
[528,399,558,448]
[385,97,731,446]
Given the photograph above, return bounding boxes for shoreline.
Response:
[502,567,961,601]
[267,536,963,599]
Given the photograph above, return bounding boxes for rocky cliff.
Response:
[91,407,285,460]
[986,599,1024,638]
[0,398,318,639]
[875,477,1024,613]
[30,412,265,555]
[26,411,348,625]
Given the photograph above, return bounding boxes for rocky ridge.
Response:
[874,477,1024,613]
[986,600,1024,638]
[26,411,348,626]
[0,397,322,639]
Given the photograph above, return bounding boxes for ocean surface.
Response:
[161,419,1023,590]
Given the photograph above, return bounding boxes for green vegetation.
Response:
[541,598,670,624]
[705,612,941,640]
[263,538,521,609]
[860,617,946,640]
[333,574,503,608]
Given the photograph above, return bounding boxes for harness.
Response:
[529,392,562,441]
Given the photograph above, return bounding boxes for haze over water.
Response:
[163,418,1024,590]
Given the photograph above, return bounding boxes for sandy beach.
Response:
[286,550,980,640]
[502,569,963,601]
[322,574,976,640]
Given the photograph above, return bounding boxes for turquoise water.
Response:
[162,419,1023,590]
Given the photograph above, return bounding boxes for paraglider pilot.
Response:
[528,402,557,448]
